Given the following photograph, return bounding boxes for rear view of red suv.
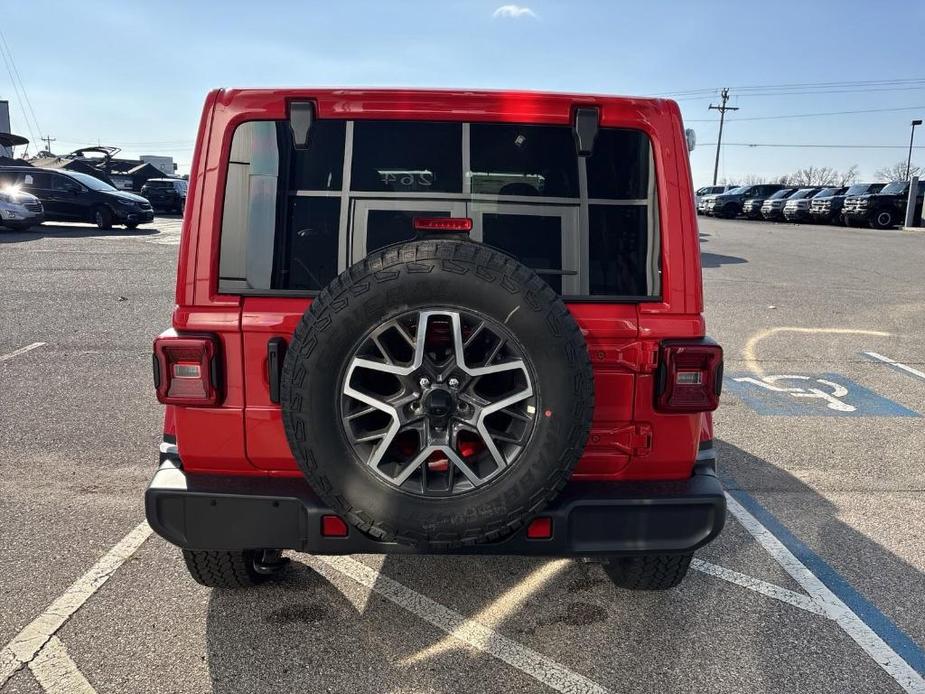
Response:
[146,88,724,592]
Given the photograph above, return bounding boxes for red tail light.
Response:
[321,515,349,537]
[655,339,723,413]
[413,216,472,232]
[153,333,222,406]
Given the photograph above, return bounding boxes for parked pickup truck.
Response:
[743,188,796,220]
[783,187,844,223]
[810,183,884,225]
[842,180,923,229]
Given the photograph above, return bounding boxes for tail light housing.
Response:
[655,339,723,413]
[153,332,222,406]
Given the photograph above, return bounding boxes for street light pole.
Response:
[906,119,922,180]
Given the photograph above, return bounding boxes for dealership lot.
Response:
[1,217,924,693]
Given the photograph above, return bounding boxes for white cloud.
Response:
[492,4,538,20]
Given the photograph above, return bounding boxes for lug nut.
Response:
[448,377,459,388]
[419,377,431,388]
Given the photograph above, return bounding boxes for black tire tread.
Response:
[182,549,265,589]
[282,239,594,549]
[603,553,693,591]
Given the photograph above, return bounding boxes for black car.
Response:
[140,178,188,214]
[711,184,784,219]
[0,166,154,229]
[810,183,884,224]
[742,188,797,220]
[841,181,922,229]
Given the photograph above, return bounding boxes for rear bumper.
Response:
[145,447,726,557]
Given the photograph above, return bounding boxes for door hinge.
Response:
[588,423,652,456]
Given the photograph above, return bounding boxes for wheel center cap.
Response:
[423,387,456,418]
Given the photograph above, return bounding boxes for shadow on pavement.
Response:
[718,438,925,651]
[0,222,163,243]
[202,440,924,692]
[701,252,747,268]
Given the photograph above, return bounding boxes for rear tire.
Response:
[603,553,693,591]
[125,222,139,230]
[869,209,894,230]
[93,206,113,230]
[182,549,275,588]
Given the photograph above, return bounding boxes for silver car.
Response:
[695,185,736,214]
[0,186,44,231]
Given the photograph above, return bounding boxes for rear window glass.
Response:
[586,129,650,200]
[351,121,461,193]
[219,117,660,299]
[469,124,578,197]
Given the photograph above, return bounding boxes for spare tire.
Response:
[281,239,593,548]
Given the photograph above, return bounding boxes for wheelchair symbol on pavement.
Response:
[724,371,919,417]
[732,375,855,412]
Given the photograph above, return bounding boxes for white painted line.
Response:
[0,342,46,363]
[403,559,570,664]
[0,522,152,688]
[726,494,925,694]
[691,559,827,617]
[864,351,925,381]
[29,637,96,694]
[308,555,611,694]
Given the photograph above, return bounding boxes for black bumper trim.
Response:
[145,461,726,557]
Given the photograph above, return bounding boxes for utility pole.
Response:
[41,135,55,153]
[709,88,739,185]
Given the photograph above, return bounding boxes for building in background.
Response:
[140,155,176,176]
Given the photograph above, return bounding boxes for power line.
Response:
[0,38,36,148]
[685,105,925,123]
[698,142,925,150]
[658,77,925,97]
[0,28,41,138]
[708,88,738,185]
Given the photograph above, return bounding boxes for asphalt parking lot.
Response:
[1,215,924,693]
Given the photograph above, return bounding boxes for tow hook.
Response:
[253,549,290,575]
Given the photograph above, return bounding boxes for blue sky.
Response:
[2,0,922,184]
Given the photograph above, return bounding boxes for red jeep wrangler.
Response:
[146,88,724,592]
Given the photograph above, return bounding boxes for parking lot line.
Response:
[863,351,925,381]
[28,637,96,694]
[403,558,570,664]
[690,559,827,617]
[308,555,611,694]
[0,342,46,363]
[742,327,891,377]
[725,492,925,694]
[0,522,152,688]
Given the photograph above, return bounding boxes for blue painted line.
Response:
[720,469,925,676]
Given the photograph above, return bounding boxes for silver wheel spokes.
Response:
[341,310,535,496]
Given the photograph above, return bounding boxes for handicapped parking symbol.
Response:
[732,375,855,412]
[724,372,919,417]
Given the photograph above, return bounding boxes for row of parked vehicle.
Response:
[695,181,923,230]
[0,165,187,231]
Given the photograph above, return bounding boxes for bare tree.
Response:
[737,173,767,185]
[835,165,859,186]
[874,160,921,182]
[780,165,861,187]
